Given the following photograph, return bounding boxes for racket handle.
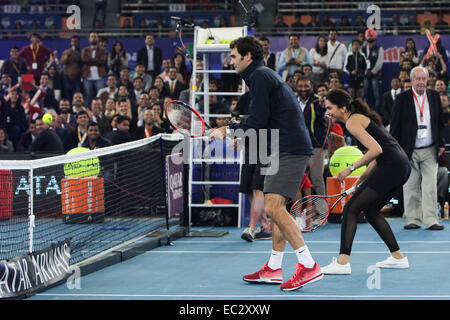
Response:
[345,186,356,195]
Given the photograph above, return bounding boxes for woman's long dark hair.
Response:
[326,89,382,126]
[110,40,125,59]
[315,35,328,56]
[405,38,418,58]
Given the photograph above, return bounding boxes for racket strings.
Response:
[292,196,330,231]
[167,102,204,136]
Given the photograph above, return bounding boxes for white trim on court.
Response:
[173,240,450,244]
[34,293,450,299]
[145,250,450,254]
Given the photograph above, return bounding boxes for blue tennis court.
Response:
[27,218,450,300]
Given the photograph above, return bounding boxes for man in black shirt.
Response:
[105,115,133,145]
[82,122,112,150]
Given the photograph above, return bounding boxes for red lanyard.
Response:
[412,90,426,123]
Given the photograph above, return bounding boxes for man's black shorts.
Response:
[239,163,265,195]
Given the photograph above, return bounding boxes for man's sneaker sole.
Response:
[241,234,254,242]
[254,234,272,240]
[242,277,283,284]
[375,262,409,269]
[281,273,323,291]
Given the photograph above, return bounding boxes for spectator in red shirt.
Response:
[18,33,54,82]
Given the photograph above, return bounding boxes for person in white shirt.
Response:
[327,29,347,81]
[309,35,329,85]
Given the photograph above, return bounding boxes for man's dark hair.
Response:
[76,110,89,118]
[329,28,338,34]
[296,75,312,85]
[87,121,100,130]
[316,83,328,91]
[30,33,41,40]
[10,45,19,51]
[229,36,263,61]
[116,115,131,124]
[397,68,410,76]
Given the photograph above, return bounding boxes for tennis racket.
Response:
[165,100,212,137]
[290,186,356,232]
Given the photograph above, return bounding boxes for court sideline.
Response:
[29,219,450,300]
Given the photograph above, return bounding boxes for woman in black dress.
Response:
[321,89,411,274]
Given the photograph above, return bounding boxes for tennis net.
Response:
[0,134,185,265]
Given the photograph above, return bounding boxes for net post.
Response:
[28,167,35,253]
[160,138,173,246]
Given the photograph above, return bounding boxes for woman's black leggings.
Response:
[339,185,400,256]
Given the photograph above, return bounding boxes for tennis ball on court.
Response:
[64,147,100,178]
[220,40,227,44]
[329,146,366,177]
[42,113,53,124]
[205,39,213,44]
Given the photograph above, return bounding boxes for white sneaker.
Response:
[375,256,409,269]
[321,257,351,275]
[241,227,255,242]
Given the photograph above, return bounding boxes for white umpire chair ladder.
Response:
[187,26,247,234]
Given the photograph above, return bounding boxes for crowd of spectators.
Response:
[0,15,448,161]
[273,12,450,34]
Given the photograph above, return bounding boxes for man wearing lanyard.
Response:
[66,110,90,150]
[390,66,446,230]
[0,46,27,85]
[18,33,52,81]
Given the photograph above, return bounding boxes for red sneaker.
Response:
[281,262,323,291]
[243,263,283,284]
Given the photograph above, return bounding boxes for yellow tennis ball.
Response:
[42,113,53,124]
[329,146,366,176]
[205,39,213,44]
[220,40,226,44]
[64,147,100,178]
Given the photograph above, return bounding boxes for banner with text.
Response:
[0,238,71,299]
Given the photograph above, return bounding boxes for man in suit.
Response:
[134,109,165,139]
[164,66,186,100]
[137,34,163,80]
[381,77,401,128]
[90,97,111,135]
[259,37,276,71]
[32,73,57,111]
[390,66,446,230]
[17,119,37,151]
[106,115,133,145]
